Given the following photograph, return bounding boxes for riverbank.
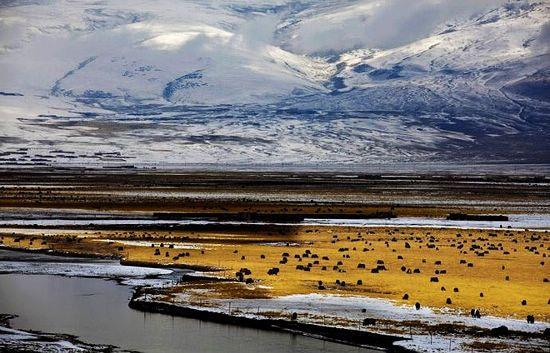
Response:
[2,223,548,321]
[1,245,549,353]
[129,274,550,353]
[129,293,409,352]
[0,248,411,352]
[0,252,380,353]
[1,169,549,352]
[0,314,124,353]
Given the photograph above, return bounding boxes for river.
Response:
[0,250,375,353]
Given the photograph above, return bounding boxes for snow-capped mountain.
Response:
[0,0,548,168]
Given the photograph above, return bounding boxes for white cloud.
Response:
[284,0,522,54]
[139,26,233,51]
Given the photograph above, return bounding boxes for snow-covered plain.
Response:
[0,247,176,286]
[140,289,550,353]
[202,293,550,333]
[0,0,549,167]
[0,260,169,277]
[305,213,550,230]
[0,325,107,353]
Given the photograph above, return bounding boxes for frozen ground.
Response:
[305,214,550,230]
[190,294,550,333]
[0,260,170,278]
[0,249,176,286]
[1,213,549,230]
[0,324,123,353]
[139,291,550,353]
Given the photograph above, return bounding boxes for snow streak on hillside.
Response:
[0,0,549,168]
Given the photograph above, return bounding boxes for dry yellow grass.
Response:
[1,225,548,321]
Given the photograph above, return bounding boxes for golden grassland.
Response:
[1,225,548,321]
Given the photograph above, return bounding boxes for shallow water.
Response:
[0,271,375,353]
[1,212,549,230]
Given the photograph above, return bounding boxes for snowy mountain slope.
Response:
[0,0,331,105]
[0,0,548,168]
[281,1,550,163]
[286,2,550,119]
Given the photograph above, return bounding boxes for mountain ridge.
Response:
[0,0,548,168]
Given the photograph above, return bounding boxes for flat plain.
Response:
[0,168,548,352]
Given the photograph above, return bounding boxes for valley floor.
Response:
[0,169,549,352]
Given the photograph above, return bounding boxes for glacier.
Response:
[0,0,548,169]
